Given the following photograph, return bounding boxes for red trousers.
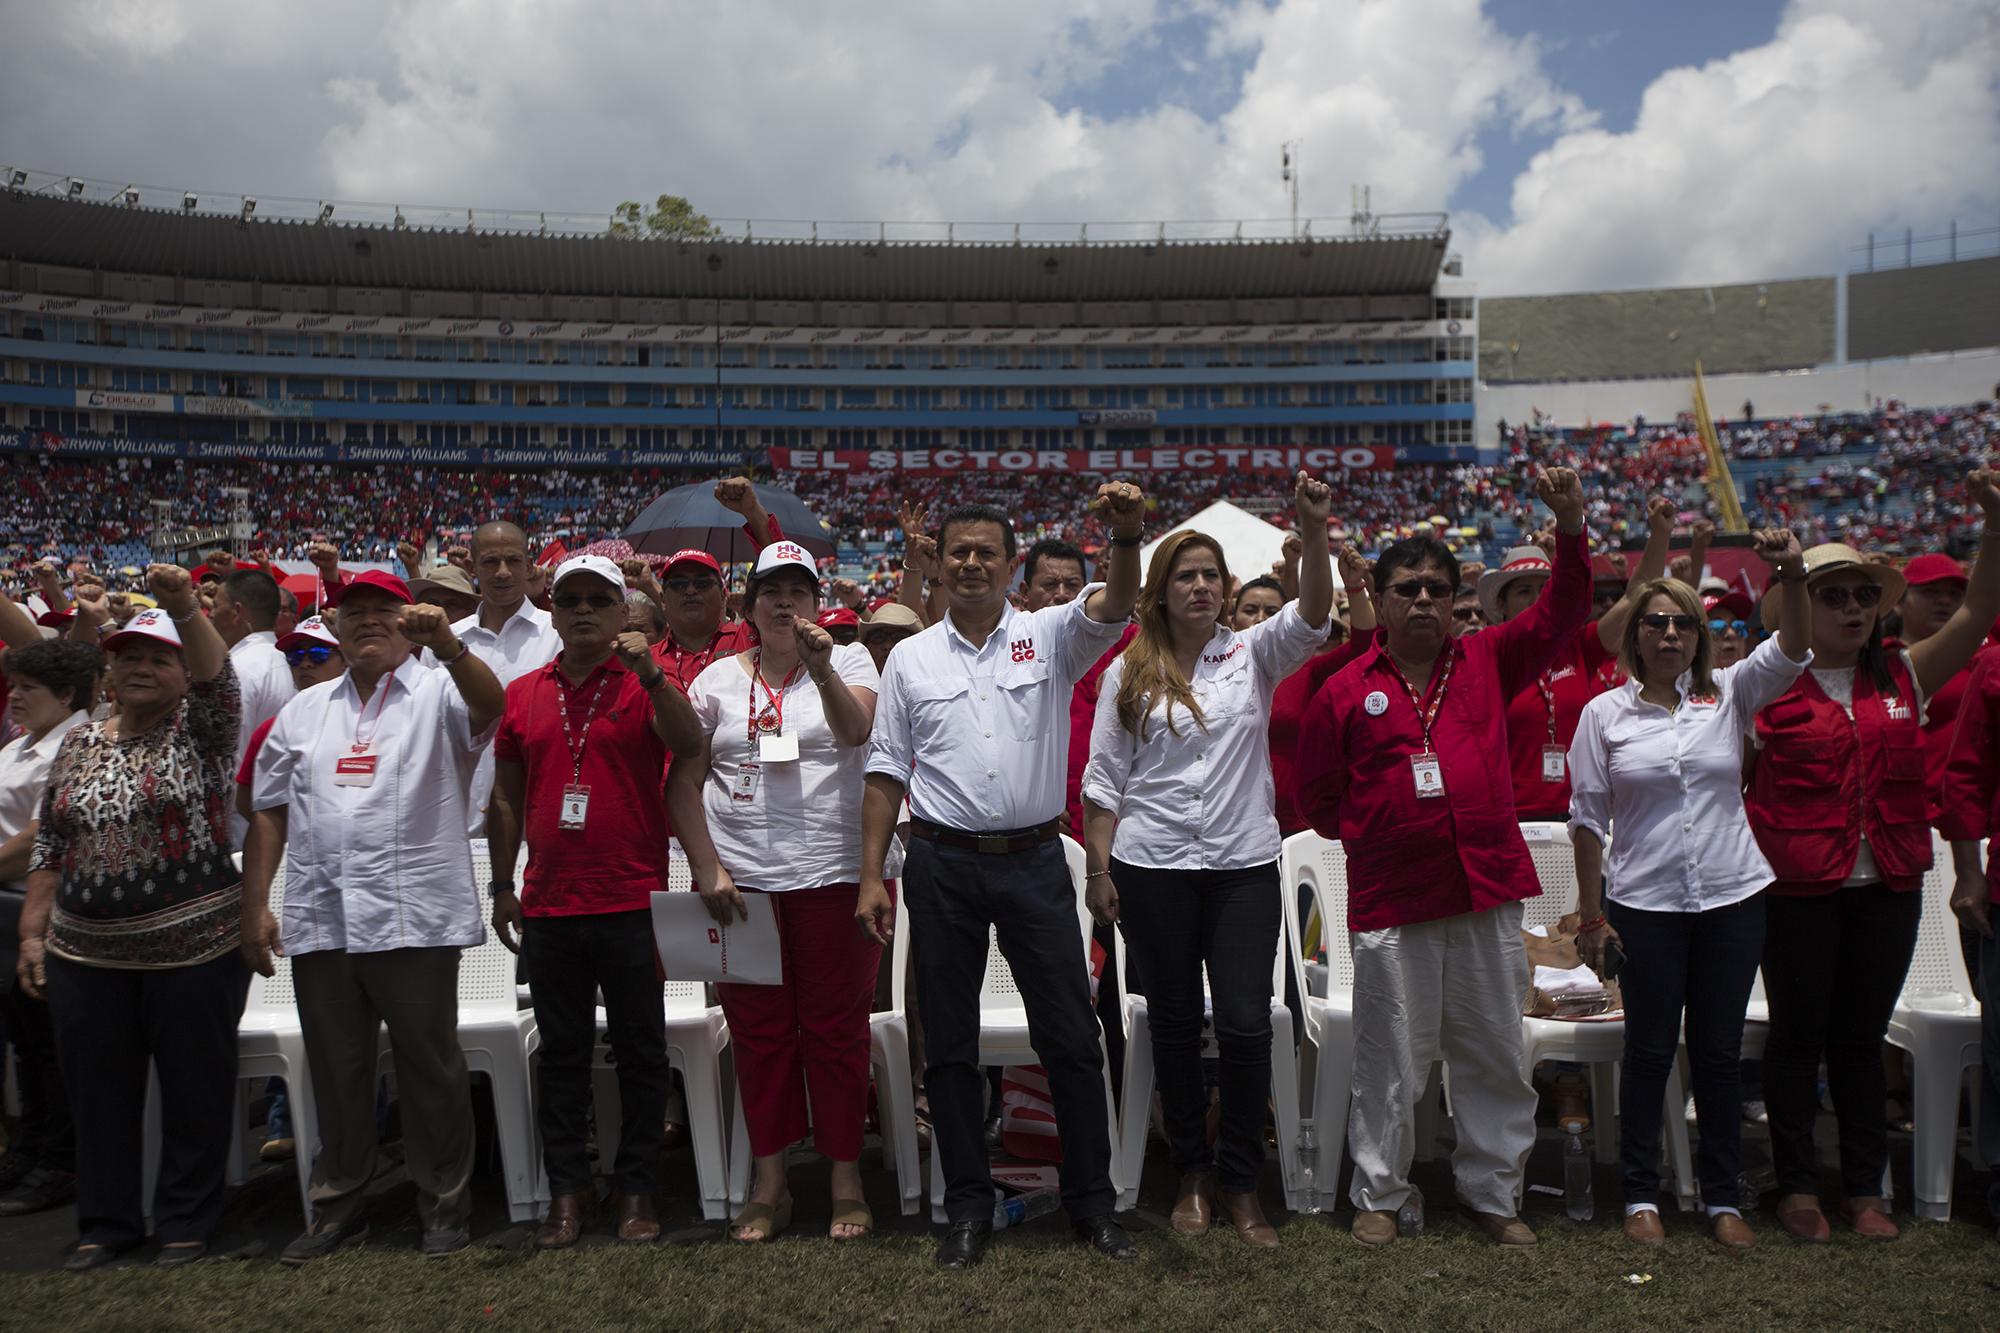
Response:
[718,882,882,1160]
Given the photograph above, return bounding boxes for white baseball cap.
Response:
[102,606,185,653]
[276,615,340,652]
[751,541,818,582]
[551,554,627,593]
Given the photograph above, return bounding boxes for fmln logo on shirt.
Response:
[1010,638,1037,663]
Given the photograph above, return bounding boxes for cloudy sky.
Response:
[2,0,1995,295]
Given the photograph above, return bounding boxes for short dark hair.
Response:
[1023,538,1086,585]
[277,586,300,617]
[2,638,103,714]
[1234,575,1286,610]
[1373,537,1461,598]
[936,504,1017,561]
[222,569,281,630]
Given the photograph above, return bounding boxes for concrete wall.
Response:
[1849,257,2000,360]
[1480,278,1835,382]
[1476,346,2000,438]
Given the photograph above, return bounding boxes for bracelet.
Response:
[167,605,200,624]
[1342,584,1370,595]
[435,638,468,665]
[1575,915,1607,934]
[1775,567,1808,583]
[1086,870,1113,881]
[489,879,516,899]
[1110,532,1142,549]
[641,673,672,693]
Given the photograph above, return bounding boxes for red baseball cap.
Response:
[1703,592,1754,621]
[1902,553,1967,587]
[816,607,860,629]
[663,549,722,577]
[324,570,413,608]
[1590,553,1625,582]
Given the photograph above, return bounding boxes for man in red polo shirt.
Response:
[652,550,756,691]
[487,555,702,1250]
[1295,467,1590,1249]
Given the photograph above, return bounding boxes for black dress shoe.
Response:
[421,1225,471,1258]
[1073,1215,1139,1261]
[983,1115,1005,1150]
[155,1242,207,1268]
[935,1219,993,1271]
[279,1216,370,1266]
[0,1167,77,1216]
[63,1244,123,1273]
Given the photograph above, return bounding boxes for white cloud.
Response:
[0,0,1993,294]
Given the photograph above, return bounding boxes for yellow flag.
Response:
[1691,360,1749,532]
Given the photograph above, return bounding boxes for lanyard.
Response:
[1535,671,1558,744]
[1387,647,1454,752]
[555,666,612,783]
[746,649,801,744]
[352,674,393,751]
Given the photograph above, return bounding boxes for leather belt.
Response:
[909,817,1061,855]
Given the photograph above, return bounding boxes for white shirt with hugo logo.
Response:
[1082,602,1328,870]
[867,584,1126,833]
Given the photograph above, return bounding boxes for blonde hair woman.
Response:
[1081,472,1333,1247]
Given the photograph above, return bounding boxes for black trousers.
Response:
[522,909,671,1196]
[1113,858,1278,1193]
[1607,892,1765,1208]
[1762,883,1922,1199]
[0,983,74,1173]
[904,834,1116,1224]
[46,951,250,1249]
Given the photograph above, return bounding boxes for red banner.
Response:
[767,446,1393,474]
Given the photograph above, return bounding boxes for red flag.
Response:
[536,539,569,569]
[1730,564,1759,603]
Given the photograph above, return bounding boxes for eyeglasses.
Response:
[1708,619,1749,636]
[1387,578,1454,601]
[664,576,720,595]
[552,593,621,611]
[284,645,335,666]
[1639,613,1700,632]
[863,630,912,647]
[1813,583,1883,611]
[1451,606,1480,622]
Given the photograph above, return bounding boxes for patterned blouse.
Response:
[30,660,242,969]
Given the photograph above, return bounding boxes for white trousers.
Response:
[1347,901,1537,1216]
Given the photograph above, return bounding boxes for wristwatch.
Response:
[1110,531,1143,549]
[490,878,516,899]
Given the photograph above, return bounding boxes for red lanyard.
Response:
[1387,647,1454,752]
[352,674,392,751]
[746,649,801,744]
[1535,671,1558,744]
[555,666,611,783]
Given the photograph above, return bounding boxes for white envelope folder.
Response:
[650,891,783,985]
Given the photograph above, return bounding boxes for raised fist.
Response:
[396,541,422,572]
[713,476,760,517]
[1968,467,2000,523]
[397,603,458,652]
[146,562,196,612]
[1293,472,1333,527]
[1751,527,1804,575]
[308,541,340,571]
[1090,481,1146,538]
[795,620,834,671]
[1534,467,1585,528]
[611,631,654,668]
[1647,495,1675,535]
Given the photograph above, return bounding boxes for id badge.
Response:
[1541,745,1567,782]
[1410,751,1445,799]
[333,743,379,788]
[731,761,761,805]
[560,783,590,830]
[758,732,800,764]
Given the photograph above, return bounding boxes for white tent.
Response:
[1140,500,1297,585]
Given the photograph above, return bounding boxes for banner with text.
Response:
[2,429,743,471]
[766,446,1395,474]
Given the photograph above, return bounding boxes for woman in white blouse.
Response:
[1081,472,1333,1248]
[667,542,879,1245]
[1567,530,1809,1251]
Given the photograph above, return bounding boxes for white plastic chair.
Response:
[1884,830,1985,1222]
[1112,882,1304,1211]
[1518,821,1696,1209]
[231,859,318,1226]
[923,835,1124,1222]
[376,840,544,1223]
[589,851,736,1223]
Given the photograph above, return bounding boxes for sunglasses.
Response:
[1451,606,1481,622]
[862,629,912,646]
[1813,583,1883,611]
[284,645,335,666]
[1639,613,1700,632]
[552,593,621,611]
[1708,619,1749,636]
[1387,579,1454,602]
[664,576,720,595]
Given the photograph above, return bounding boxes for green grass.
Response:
[10,1209,1999,1332]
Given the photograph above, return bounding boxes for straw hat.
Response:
[1759,542,1905,630]
[1476,546,1553,622]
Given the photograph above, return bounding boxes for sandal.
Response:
[829,1198,874,1241]
[729,1198,793,1244]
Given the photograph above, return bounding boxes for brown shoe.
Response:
[1711,1212,1756,1250]
[612,1192,660,1243]
[1775,1194,1829,1243]
[1221,1190,1280,1249]
[1622,1209,1665,1246]
[535,1192,589,1250]
[1350,1209,1397,1246]
[1170,1168,1218,1236]
[1836,1197,1899,1239]
[1458,1204,1537,1247]
[1551,1071,1591,1133]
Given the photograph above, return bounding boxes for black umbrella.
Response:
[622,482,835,563]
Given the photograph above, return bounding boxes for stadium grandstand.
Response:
[2,175,1998,595]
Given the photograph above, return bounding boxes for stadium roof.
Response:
[0,191,1449,302]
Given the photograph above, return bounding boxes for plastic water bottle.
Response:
[992,1186,1061,1229]
[1397,1181,1425,1236]
[1563,1129,1593,1222]
[1295,1119,1322,1216]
